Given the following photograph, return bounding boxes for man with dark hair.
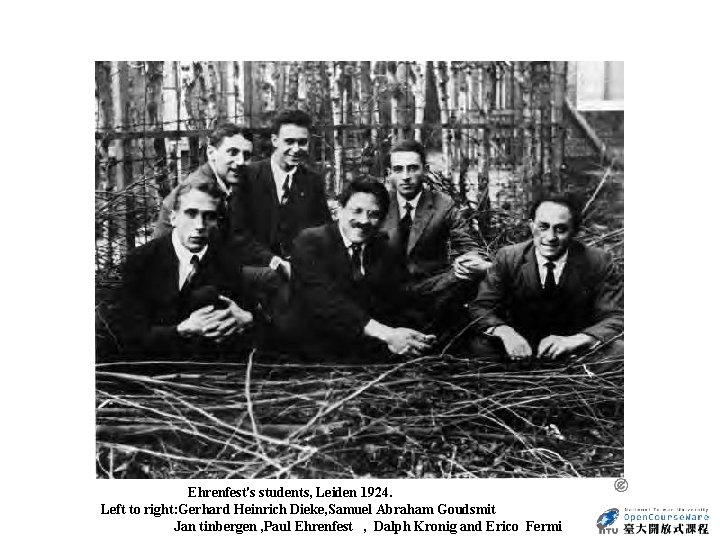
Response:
[469,195,623,361]
[153,122,255,239]
[230,109,332,280]
[280,177,435,360]
[382,139,491,331]
[117,178,254,357]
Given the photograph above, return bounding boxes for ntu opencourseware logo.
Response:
[597,508,620,534]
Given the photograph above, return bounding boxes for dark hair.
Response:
[173,176,225,210]
[208,122,253,148]
[528,195,583,231]
[271,109,312,134]
[338,176,390,220]
[389,139,426,167]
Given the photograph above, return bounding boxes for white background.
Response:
[1,1,717,538]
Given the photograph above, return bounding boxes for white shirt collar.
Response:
[171,230,208,264]
[270,158,297,199]
[397,189,423,219]
[535,248,568,285]
[535,248,568,268]
[338,224,365,275]
[172,230,208,289]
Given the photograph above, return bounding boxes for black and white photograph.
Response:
[94,60,624,480]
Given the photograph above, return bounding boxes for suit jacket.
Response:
[116,235,252,355]
[469,239,623,346]
[230,159,332,258]
[383,189,480,279]
[152,163,275,266]
[285,223,408,351]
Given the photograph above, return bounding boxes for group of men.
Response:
[115,109,623,364]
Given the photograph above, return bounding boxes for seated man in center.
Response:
[279,177,436,361]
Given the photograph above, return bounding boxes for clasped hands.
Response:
[453,252,492,281]
[177,295,254,343]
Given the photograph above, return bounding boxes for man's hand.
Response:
[537,334,595,360]
[221,295,254,328]
[384,327,436,356]
[494,325,533,361]
[452,252,492,281]
[176,305,220,338]
[204,296,254,343]
[364,319,435,356]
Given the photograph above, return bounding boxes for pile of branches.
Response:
[96,344,623,479]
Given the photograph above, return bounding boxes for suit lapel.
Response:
[384,195,401,250]
[520,243,543,297]
[290,166,309,202]
[156,236,181,302]
[407,190,434,254]
[258,160,280,242]
[557,241,585,294]
[329,223,354,280]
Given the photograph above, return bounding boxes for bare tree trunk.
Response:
[550,61,567,190]
[411,61,426,142]
[223,61,236,124]
[388,63,399,144]
[111,61,134,255]
[296,62,307,111]
[330,62,344,194]
[434,61,451,176]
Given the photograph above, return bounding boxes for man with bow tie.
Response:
[469,195,623,362]
[280,177,435,361]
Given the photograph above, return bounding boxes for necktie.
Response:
[182,255,200,291]
[398,202,413,255]
[544,261,556,295]
[350,244,364,282]
[279,174,291,206]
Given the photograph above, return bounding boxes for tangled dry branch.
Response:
[96,344,623,479]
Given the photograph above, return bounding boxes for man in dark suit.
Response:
[382,140,491,332]
[230,109,332,280]
[153,123,255,242]
[281,177,435,361]
[152,123,285,314]
[117,177,254,357]
[469,195,623,362]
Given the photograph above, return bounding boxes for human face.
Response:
[170,189,221,252]
[530,202,575,260]
[388,151,424,200]
[338,192,384,245]
[208,134,253,185]
[271,124,309,170]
